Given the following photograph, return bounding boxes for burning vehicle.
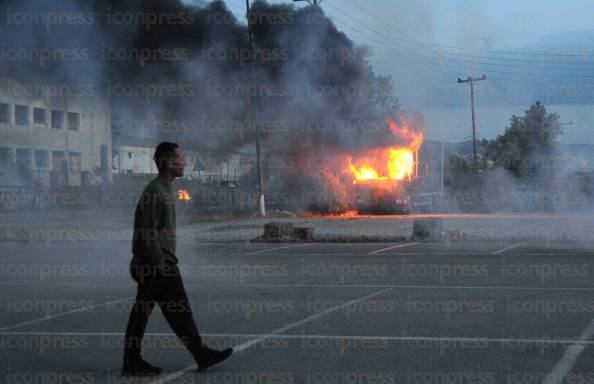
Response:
[353,180,411,214]
[295,117,424,215]
[345,119,423,214]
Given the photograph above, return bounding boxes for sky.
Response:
[217,0,594,50]
[216,0,594,94]
[188,0,594,143]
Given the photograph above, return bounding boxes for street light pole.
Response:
[245,0,266,217]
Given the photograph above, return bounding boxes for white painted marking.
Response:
[367,242,420,255]
[2,282,594,293]
[230,252,593,256]
[189,283,594,292]
[0,296,134,332]
[492,243,527,255]
[543,318,594,384]
[149,287,393,383]
[0,331,589,347]
[245,243,314,255]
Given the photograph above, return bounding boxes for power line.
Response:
[370,40,594,66]
[369,45,594,71]
[324,0,594,87]
[330,4,528,103]
[297,0,581,106]
[222,1,245,13]
[322,0,594,78]
[319,4,514,107]
[321,1,528,105]
[344,0,594,58]
[327,1,594,78]
[332,23,594,80]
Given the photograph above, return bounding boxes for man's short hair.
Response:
[154,142,179,171]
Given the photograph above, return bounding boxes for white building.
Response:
[0,79,112,187]
[112,136,159,175]
[112,134,242,182]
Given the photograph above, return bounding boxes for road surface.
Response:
[1,240,594,383]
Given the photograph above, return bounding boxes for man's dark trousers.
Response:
[124,263,203,359]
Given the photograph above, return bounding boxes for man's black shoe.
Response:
[122,357,163,376]
[197,347,233,372]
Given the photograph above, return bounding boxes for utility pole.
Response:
[560,121,573,144]
[458,75,486,168]
[441,139,444,210]
[245,0,266,217]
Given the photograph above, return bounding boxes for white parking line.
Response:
[245,243,314,255]
[0,296,134,332]
[367,242,419,255]
[492,243,527,255]
[543,318,594,384]
[5,282,594,292]
[149,287,394,384]
[191,283,594,292]
[0,331,589,347]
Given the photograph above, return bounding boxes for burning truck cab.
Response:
[353,180,411,214]
[343,118,423,215]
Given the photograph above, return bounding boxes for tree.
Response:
[486,102,561,177]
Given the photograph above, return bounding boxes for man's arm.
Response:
[133,191,166,265]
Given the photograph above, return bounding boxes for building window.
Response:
[0,103,8,124]
[15,105,28,125]
[128,152,132,159]
[34,150,48,168]
[69,152,82,172]
[16,148,32,168]
[51,110,64,129]
[68,112,80,130]
[34,108,47,126]
[52,151,66,172]
[0,147,10,166]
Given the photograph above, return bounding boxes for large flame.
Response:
[347,118,423,184]
[177,188,192,201]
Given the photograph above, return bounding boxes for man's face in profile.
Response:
[169,148,186,178]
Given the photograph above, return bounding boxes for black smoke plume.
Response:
[0,0,416,211]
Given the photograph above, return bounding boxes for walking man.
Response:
[123,142,232,376]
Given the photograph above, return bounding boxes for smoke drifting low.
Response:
[442,102,594,214]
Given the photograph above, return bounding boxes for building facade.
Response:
[112,134,242,183]
[0,79,112,187]
[112,136,159,175]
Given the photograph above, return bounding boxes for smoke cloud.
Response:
[0,0,406,151]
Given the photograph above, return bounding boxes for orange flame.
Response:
[177,188,192,201]
[347,118,423,184]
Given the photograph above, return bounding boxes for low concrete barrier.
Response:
[412,218,443,241]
